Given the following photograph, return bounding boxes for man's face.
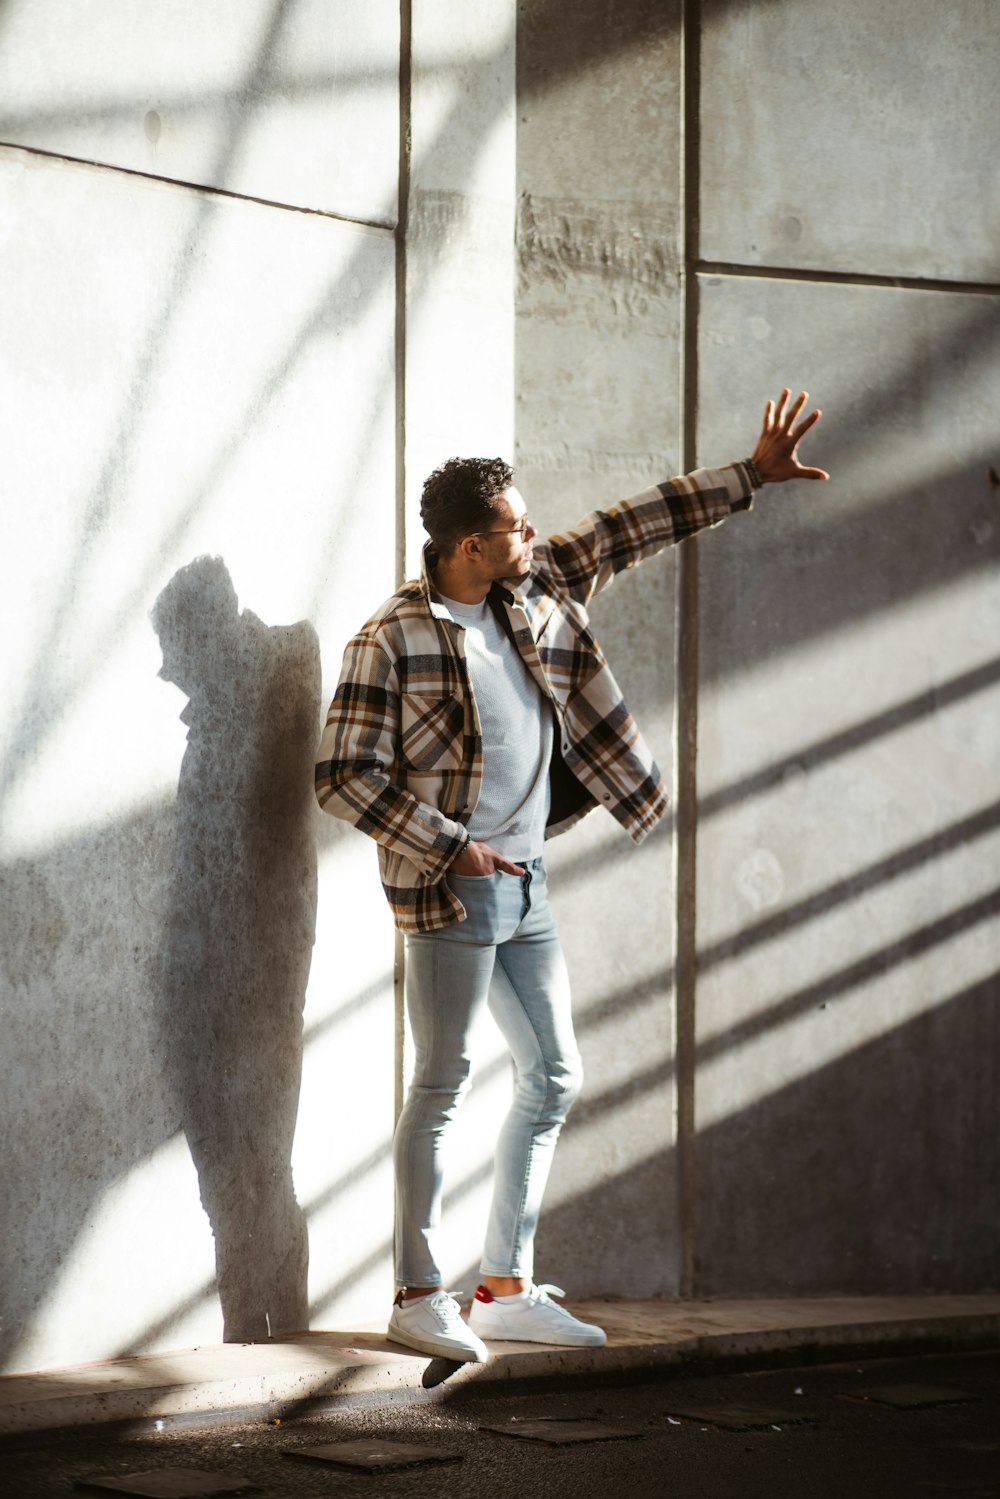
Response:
[473,486,537,581]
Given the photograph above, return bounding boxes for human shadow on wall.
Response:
[151,556,319,1341]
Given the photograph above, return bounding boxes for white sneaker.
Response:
[387,1290,489,1363]
[468,1283,607,1347]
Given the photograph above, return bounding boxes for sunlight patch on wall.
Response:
[404,2,516,574]
[297,836,397,1324]
[699,578,1000,810]
[695,872,999,1133]
[0,0,401,222]
[9,1133,217,1374]
[0,143,395,864]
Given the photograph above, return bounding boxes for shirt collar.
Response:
[420,542,456,621]
[420,542,523,618]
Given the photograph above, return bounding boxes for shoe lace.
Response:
[431,1290,467,1328]
[531,1283,566,1303]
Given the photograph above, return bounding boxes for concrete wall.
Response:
[2,0,996,1379]
[517,0,999,1298]
[516,0,686,1296]
[693,0,1000,1295]
[399,0,518,1297]
[0,1,516,1374]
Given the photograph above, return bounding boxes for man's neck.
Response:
[432,556,492,605]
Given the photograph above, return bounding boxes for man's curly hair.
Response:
[420,457,514,554]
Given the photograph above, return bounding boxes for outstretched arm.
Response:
[750,388,829,484]
[540,387,827,604]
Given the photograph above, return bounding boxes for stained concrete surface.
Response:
[516,0,686,1301]
[699,0,1000,282]
[514,0,999,1310]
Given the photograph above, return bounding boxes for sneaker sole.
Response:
[469,1322,606,1348]
[387,1323,488,1364]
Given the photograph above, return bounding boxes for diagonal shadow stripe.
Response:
[302,974,392,1049]
[699,656,1000,822]
[699,886,1000,1065]
[698,801,1000,972]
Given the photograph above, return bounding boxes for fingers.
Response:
[479,842,526,876]
[456,839,527,877]
[771,389,812,434]
[783,390,809,431]
[789,407,821,443]
[752,388,827,485]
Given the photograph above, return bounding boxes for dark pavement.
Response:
[2,1347,998,1498]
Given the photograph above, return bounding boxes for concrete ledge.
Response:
[2,1296,999,1437]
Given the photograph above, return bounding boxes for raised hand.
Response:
[751,389,829,485]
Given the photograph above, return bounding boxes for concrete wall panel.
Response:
[403,0,516,570]
[516,0,686,1295]
[699,0,1000,282]
[400,0,519,1291]
[0,143,398,1371]
[0,0,400,223]
[693,273,1000,1294]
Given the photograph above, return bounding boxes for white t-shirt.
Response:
[441,593,553,860]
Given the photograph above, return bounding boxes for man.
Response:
[316,389,828,1362]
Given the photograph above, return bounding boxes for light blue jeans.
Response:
[394,858,583,1287]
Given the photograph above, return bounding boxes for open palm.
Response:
[751,389,829,484]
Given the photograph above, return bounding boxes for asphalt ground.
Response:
[1,1348,998,1499]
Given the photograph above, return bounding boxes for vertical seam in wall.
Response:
[675,0,701,1302]
[395,0,412,596]
[393,0,413,1172]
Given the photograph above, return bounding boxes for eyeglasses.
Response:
[470,516,531,540]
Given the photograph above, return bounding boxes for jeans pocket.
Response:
[444,869,506,941]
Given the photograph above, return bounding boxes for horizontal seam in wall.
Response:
[698,260,1000,297]
[0,139,397,235]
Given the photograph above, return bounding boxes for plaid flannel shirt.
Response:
[316,462,754,931]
